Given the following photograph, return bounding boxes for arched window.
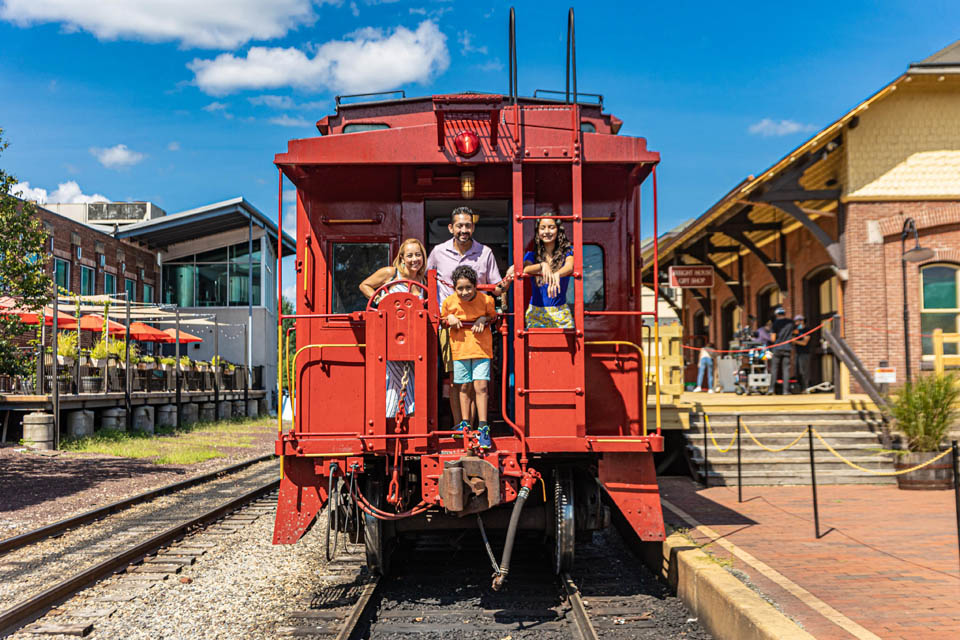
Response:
[692,310,708,347]
[756,285,783,327]
[921,264,960,356]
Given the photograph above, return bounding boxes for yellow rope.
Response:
[811,429,954,476]
[741,421,809,453]
[703,414,737,453]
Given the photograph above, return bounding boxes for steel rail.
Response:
[0,478,279,635]
[333,575,382,640]
[561,572,599,640]
[0,453,276,555]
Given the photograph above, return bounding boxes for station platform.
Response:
[659,476,960,639]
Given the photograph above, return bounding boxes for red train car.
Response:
[274,10,666,584]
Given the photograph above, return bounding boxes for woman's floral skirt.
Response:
[525,304,574,328]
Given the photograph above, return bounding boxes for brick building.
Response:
[642,40,960,390]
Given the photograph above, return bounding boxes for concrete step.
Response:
[690,455,892,473]
[698,470,897,486]
[688,418,883,430]
[690,410,882,422]
[685,431,882,445]
[687,441,887,457]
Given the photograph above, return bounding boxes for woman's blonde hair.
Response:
[393,238,427,279]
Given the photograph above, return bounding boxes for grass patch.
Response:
[62,416,274,465]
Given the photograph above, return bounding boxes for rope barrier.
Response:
[703,414,737,453]
[741,421,809,453]
[811,429,954,476]
[680,320,826,354]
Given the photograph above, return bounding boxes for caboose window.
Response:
[331,242,391,313]
[567,244,605,311]
[342,123,390,134]
[580,122,596,133]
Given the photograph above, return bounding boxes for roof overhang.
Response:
[115,197,295,256]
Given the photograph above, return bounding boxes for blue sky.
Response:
[2,0,959,299]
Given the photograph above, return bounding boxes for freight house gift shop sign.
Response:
[668,265,714,288]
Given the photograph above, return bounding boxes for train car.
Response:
[273,9,666,586]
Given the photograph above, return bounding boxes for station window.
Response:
[125,278,136,303]
[331,242,390,313]
[80,266,95,296]
[566,244,604,311]
[143,283,154,304]
[162,241,263,308]
[104,273,116,295]
[54,258,70,293]
[921,264,960,356]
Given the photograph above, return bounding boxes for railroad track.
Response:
[278,528,704,639]
[0,457,279,636]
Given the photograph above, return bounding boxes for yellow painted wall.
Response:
[845,81,960,200]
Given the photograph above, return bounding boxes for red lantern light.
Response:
[454,131,481,157]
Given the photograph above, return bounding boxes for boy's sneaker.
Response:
[452,420,470,439]
[477,423,492,449]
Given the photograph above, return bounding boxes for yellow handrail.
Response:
[585,340,647,436]
[290,343,366,424]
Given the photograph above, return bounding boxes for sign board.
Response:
[668,265,714,288]
[873,367,896,384]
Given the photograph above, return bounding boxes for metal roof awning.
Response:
[115,197,295,255]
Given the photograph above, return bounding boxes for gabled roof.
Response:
[115,197,295,255]
[909,39,960,73]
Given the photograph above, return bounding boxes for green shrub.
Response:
[160,356,176,367]
[57,332,78,359]
[890,373,960,452]
[90,339,109,361]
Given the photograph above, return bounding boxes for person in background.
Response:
[756,318,774,347]
[793,314,812,393]
[426,207,512,427]
[766,307,795,395]
[441,265,497,449]
[693,342,716,393]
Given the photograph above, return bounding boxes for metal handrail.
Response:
[585,340,651,436]
[290,344,366,425]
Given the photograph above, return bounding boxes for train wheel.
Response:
[553,468,576,574]
[363,479,393,575]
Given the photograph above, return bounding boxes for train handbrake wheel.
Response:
[553,468,576,574]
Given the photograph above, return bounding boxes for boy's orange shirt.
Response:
[440,292,496,361]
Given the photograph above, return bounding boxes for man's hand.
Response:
[472,316,487,334]
[446,314,462,329]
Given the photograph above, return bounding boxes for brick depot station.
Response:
[645,40,960,392]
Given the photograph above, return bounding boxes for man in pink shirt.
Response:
[427,206,512,426]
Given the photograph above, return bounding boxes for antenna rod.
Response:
[567,8,577,105]
[509,7,517,105]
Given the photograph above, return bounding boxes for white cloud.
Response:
[475,58,503,72]
[189,20,449,95]
[457,30,486,56]
[202,101,229,111]
[748,118,817,137]
[249,94,327,111]
[282,285,298,305]
[349,2,359,17]
[282,189,297,234]
[0,0,323,49]
[269,114,313,128]
[167,141,181,151]
[90,143,146,169]
[12,180,109,204]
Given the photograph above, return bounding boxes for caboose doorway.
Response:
[424,199,512,429]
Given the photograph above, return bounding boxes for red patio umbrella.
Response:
[59,314,127,335]
[163,327,203,344]
[127,322,174,343]
[0,296,74,326]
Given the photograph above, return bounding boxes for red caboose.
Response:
[273,10,666,582]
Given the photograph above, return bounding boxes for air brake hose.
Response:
[492,468,541,591]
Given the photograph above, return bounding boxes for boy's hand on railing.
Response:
[472,317,488,334]
[446,314,463,329]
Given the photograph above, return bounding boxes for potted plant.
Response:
[889,373,959,490]
[179,355,192,371]
[160,356,176,371]
[56,332,78,366]
[90,340,109,368]
[139,355,156,370]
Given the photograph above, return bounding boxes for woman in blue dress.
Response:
[508,215,575,328]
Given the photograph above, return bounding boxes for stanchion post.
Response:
[808,426,820,539]
[737,415,743,503]
[952,440,959,575]
[702,415,709,487]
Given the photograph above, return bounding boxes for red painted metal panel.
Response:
[598,453,666,541]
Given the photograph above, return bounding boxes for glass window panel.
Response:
[195,247,228,263]
[567,244,604,311]
[231,241,261,264]
[921,312,959,355]
[196,263,228,306]
[332,243,390,313]
[125,278,136,303]
[143,284,154,304]
[54,259,70,292]
[922,266,958,310]
[343,123,390,133]
[163,264,195,307]
[104,273,116,295]
[228,262,261,306]
[80,266,95,296]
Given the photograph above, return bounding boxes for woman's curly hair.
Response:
[534,215,573,272]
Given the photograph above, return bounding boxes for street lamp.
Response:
[901,217,935,383]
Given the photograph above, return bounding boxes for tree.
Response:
[280,296,295,395]
[0,128,53,375]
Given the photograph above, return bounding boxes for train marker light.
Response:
[460,171,476,199]
[454,131,480,157]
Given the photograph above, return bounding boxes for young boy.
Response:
[440,265,497,449]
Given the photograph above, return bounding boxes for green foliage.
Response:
[889,373,960,452]
[140,355,155,364]
[179,355,191,367]
[160,356,176,366]
[57,332,78,359]
[281,296,295,394]
[0,128,53,375]
[90,339,109,361]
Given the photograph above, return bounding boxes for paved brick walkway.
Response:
[659,477,960,640]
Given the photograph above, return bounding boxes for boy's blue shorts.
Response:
[452,358,491,384]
